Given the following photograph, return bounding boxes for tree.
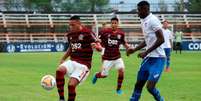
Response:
[5,0,109,12]
[60,0,91,12]
[88,0,109,12]
[159,0,168,12]
[24,0,53,12]
[174,0,185,12]
[5,0,24,11]
[60,0,109,12]
[189,0,201,12]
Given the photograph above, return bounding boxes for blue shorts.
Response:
[137,57,165,82]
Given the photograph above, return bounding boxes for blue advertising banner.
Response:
[1,41,200,53]
[3,42,68,53]
[181,41,201,51]
[122,41,201,51]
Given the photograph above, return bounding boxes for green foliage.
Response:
[24,0,53,12]
[22,0,109,12]
[189,0,201,12]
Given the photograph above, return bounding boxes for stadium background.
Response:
[0,0,201,101]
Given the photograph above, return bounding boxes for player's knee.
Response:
[118,68,124,75]
[146,83,155,92]
[100,72,108,78]
[56,66,66,76]
[68,77,79,87]
[101,74,107,78]
[135,82,143,90]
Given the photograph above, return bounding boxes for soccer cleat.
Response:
[59,99,65,101]
[130,97,135,101]
[92,74,97,84]
[116,89,123,95]
[160,97,165,101]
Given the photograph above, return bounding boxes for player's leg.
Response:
[92,60,113,84]
[179,42,182,54]
[164,48,171,72]
[68,61,89,101]
[130,80,147,101]
[146,81,164,101]
[175,42,179,54]
[68,77,79,101]
[114,58,125,94]
[146,58,165,101]
[130,58,150,101]
[116,68,124,94]
[56,64,68,101]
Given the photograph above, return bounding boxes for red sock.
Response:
[95,72,102,78]
[68,85,76,101]
[117,75,124,90]
[56,70,65,99]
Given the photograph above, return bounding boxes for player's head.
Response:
[110,17,119,30]
[162,20,169,29]
[102,22,107,29]
[137,1,150,19]
[69,15,81,32]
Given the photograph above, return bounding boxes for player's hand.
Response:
[138,51,148,58]
[126,47,135,56]
[91,43,102,52]
[91,43,96,48]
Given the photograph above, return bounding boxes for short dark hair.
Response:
[70,15,80,20]
[111,17,119,22]
[137,1,150,7]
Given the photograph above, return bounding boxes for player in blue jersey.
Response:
[127,1,166,101]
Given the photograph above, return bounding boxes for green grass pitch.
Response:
[0,51,201,101]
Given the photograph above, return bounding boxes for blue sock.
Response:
[148,88,163,101]
[130,89,141,101]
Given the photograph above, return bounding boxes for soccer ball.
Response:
[41,75,56,90]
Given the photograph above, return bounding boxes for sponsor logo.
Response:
[6,44,15,53]
[188,43,201,50]
[108,38,118,46]
[153,74,159,78]
[79,34,84,40]
[56,44,65,52]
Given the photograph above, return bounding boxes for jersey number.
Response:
[71,43,81,50]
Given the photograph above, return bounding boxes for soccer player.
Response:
[162,20,173,72]
[127,1,166,101]
[175,31,183,54]
[92,17,130,95]
[55,15,102,101]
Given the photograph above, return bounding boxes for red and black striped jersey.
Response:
[67,27,97,69]
[99,28,126,60]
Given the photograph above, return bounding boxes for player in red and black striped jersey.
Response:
[56,15,102,101]
[92,17,130,95]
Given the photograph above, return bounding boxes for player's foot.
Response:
[165,68,171,72]
[116,89,123,95]
[130,97,135,101]
[59,96,65,101]
[59,99,65,101]
[92,74,97,84]
[160,97,165,101]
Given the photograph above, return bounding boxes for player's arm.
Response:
[90,31,103,52]
[126,40,146,56]
[59,46,71,64]
[123,42,130,50]
[138,29,164,58]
